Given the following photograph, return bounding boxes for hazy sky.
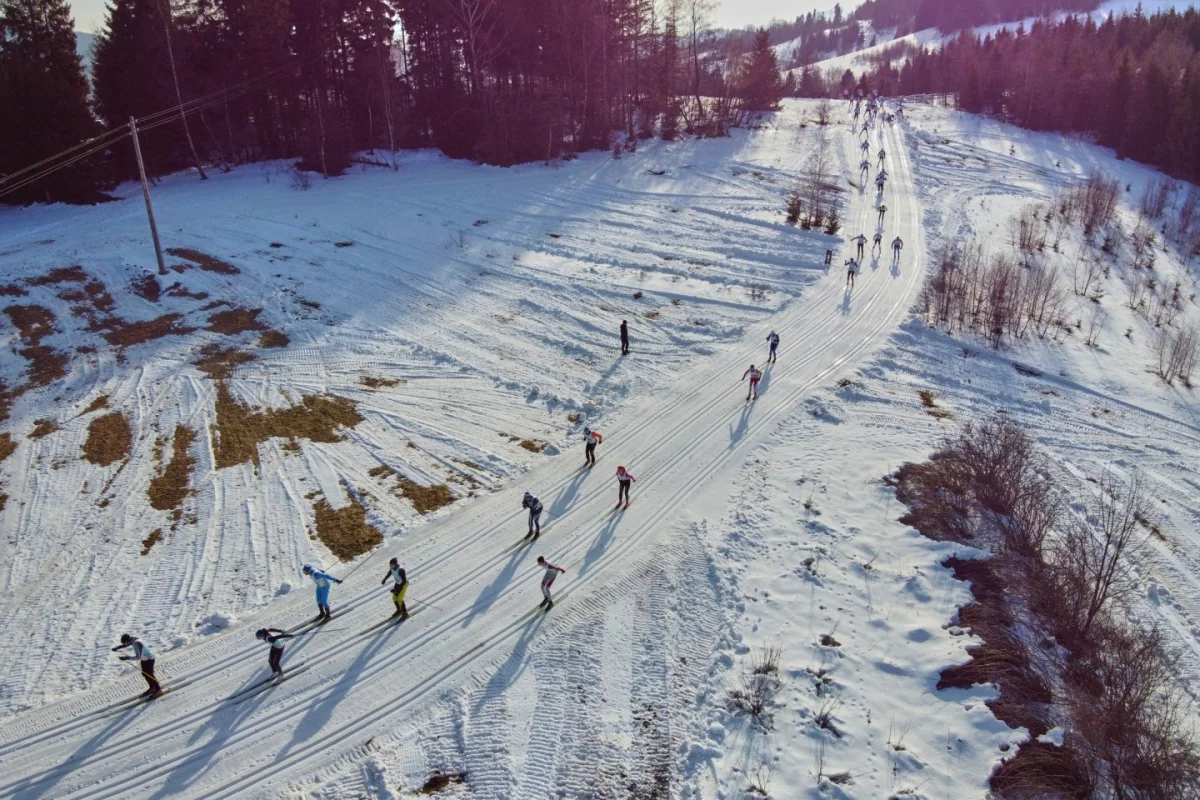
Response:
[70,0,840,35]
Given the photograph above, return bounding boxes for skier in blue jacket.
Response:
[303,564,342,620]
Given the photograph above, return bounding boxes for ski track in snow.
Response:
[0,102,933,797]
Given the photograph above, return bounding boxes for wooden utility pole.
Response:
[130,117,167,276]
[157,0,206,180]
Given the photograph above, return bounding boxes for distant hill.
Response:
[75,31,95,77]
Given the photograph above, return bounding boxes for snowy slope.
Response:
[0,129,824,718]
[0,103,946,798]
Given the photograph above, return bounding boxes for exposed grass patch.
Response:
[519,439,548,453]
[5,304,57,342]
[98,313,195,348]
[643,310,661,319]
[148,425,197,520]
[369,464,457,514]
[84,281,115,313]
[359,376,402,389]
[20,346,69,388]
[29,419,58,439]
[0,432,15,463]
[418,772,467,794]
[141,528,163,556]
[81,395,109,415]
[25,266,87,286]
[207,307,267,335]
[258,330,289,348]
[82,411,132,466]
[164,284,208,300]
[918,389,955,420]
[165,247,240,275]
[131,275,160,302]
[312,491,382,560]
[0,285,27,297]
[195,345,256,380]
[212,383,362,469]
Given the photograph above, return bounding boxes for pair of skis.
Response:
[356,608,421,637]
[231,664,312,705]
[89,679,195,719]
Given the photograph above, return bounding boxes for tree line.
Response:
[0,0,786,205]
[852,0,1101,34]
[866,9,1200,185]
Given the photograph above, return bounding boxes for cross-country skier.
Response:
[620,320,630,356]
[845,258,858,288]
[302,564,342,621]
[852,233,866,260]
[766,331,780,363]
[860,139,869,153]
[877,204,888,226]
[873,232,883,253]
[892,236,904,262]
[255,628,294,677]
[584,427,603,467]
[742,364,763,400]
[860,159,870,175]
[536,556,565,609]
[876,174,886,194]
[380,557,409,618]
[615,465,636,507]
[112,634,161,697]
[522,491,543,537]
[878,148,886,167]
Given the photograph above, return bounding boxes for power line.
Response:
[0,61,300,199]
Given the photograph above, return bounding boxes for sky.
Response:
[70,0,840,34]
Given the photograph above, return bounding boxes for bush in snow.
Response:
[727,645,782,729]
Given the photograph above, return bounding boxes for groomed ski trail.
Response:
[0,115,924,799]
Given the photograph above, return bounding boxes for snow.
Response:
[1,97,1199,798]
[802,1,1198,77]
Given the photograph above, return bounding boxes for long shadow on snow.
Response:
[471,615,548,715]
[579,508,623,577]
[9,702,152,799]
[148,667,283,798]
[275,621,405,760]
[548,465,589,519]
[461,542,533,629]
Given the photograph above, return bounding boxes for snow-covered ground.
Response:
[1,96,1198,799]
[802,0,1198,77]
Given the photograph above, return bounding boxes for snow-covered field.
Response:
[1,96,1198,799]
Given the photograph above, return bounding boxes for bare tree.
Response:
[1055,470,1148,639]
[815,98,832,126]
[684,0,713,121]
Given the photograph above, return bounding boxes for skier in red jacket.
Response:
[536,556,565,609]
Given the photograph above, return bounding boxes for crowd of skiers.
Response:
[111,94,907,701]
[844,91,904,289]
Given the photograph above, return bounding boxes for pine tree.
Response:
[738,29,783,111]
[1101,53,1132,155]
[0,0,103,203]
[93,0,180,180]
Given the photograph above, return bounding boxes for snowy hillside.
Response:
[1,96,1199,798]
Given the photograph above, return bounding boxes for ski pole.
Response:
[409,597,441,611]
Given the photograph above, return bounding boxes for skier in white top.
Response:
[112,633,161,697]
[536,556,565,609]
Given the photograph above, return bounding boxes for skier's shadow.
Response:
[277,621,401,758]
[472,614,547,711]
[870,254,881,272]
[149,672,275,799]
[462,544,530,629]
[158,635,318,798]
[580,509,623,576]
[9,700,152,799]
[890,260,901,279]
[549,466,588,518]
[729,402,752,446]
[841,288,853,316]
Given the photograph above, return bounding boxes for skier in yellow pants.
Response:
[380,558,409,618]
